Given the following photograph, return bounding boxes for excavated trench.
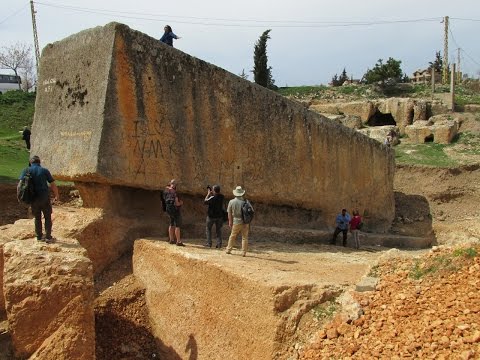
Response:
[0,182,438,359]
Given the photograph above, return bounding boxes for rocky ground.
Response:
[300,245,480,359]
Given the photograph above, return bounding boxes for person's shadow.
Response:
[185,333,198,360]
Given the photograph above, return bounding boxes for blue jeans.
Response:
[206,216,223,247]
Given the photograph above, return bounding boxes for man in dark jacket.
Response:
[18,155,59,243]
[204,184,225,248]
[22,126,31,150]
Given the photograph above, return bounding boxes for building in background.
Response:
[0,74,21,94]
[411,68,442,84]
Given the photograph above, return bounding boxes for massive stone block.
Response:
[3,240,95,359]
[32,22,394,231]
[133,239,370,359]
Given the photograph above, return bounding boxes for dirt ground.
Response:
[1,114,480,358]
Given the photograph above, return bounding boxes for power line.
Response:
[34,1,442,28]
[461,49,480,68]
[449,24,480,68]
[450,17,480,22]
[0,3,29,26]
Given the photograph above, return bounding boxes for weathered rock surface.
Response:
[31,22,394,231]
[133,239,376,360]
[376,98,416,134]
[310,101,376,123]
[3,240,95,359]
[357,125,399,145]
[405,119,458,144]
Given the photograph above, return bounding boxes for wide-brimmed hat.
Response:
[233,186,245,197]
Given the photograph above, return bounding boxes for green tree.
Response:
[330,67,349,87]
[339,68,349,84]
[363,57,403,85]
[330,73,340,86]
[429,51,443,72]
[253,29,275,89]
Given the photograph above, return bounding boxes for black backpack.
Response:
[241,199,254,224]
[163,189,178,216]
[17,168,35,204]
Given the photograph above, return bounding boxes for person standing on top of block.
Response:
[160,25,181,47]
[18,155,59,243]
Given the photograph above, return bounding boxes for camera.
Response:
[206,185,212,191]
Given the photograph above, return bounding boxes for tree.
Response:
[330,73,340,86]
[363,57,403,85]
[339,68,349,84]
[253,29,275,89]
[0,43,35,90]
[330,67,349,86]
[429,51,443,73]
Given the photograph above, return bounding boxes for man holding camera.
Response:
[330,208,351,247]
[204,185,225,248]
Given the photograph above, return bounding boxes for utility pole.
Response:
[457,48,461,83]
[450,63,456,111]
[442,16,449,84]
[30,0,40,76]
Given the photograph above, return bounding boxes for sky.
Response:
[1,0,480,86]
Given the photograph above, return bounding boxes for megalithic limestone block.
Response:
[32,22,395,231]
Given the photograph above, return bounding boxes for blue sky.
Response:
[2,0,480,86]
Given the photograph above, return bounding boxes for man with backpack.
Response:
[163,179,184,246]
[204,184,225,248]
[226,185,253,257]
[18,155,59,243]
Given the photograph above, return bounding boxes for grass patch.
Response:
[311,300,338,322]
[0,91,36,182]
[409,255,458,280]
[453,247,478,258]
[277,85,327,98]
[455,86,480,106]
[0,144,30,183]
[394,143,459,167]
[409,246,479,280]
[454,132,480,155]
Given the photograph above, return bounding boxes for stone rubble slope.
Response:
[301,244,480,359]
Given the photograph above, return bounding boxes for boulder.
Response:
[357,126,399,145]
[404,120,458,144]
[3,240,94,359]
[310,101,375,123]
[31,22,395,232]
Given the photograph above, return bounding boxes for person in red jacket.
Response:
[350,210,362,249]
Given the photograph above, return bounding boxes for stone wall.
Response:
[31,22,394,231]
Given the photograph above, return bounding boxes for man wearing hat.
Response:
[331,208,351,247]
[226,185,250,256]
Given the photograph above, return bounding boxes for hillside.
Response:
[0,91,34,182]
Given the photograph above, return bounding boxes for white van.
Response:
[0,74,21,94]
